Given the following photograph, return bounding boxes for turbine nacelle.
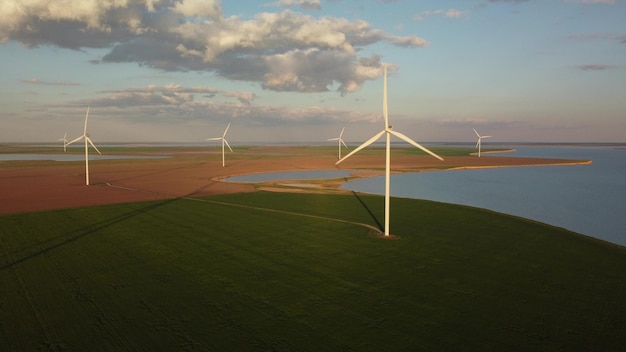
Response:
[207,123,233,167]
[335,64,443,236]
[473,128,492,157]
[328,126,348,159]
[65,107,101,185]
[58,132,68,152]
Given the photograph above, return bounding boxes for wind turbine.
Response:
[58,132,68,152]
[66,107,101,185]
[328,127,348,159]
[473,128,491,157]
[336,65,443,237]
[207,123,233,167]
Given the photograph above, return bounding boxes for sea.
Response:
[341,145,626,247]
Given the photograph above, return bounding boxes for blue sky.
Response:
[1,0,624,144]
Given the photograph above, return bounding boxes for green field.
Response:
[1,192,625,351]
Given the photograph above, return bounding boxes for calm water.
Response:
[342,146,626,247]
[226,170,354,183]
[0,154,167,161]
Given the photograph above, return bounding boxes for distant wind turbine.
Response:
[207,123,233,167]
[336,65,443,237]
[58,132,68,152]
[66,107,101,185]
[473,128,491,157]
[328,127,348,159]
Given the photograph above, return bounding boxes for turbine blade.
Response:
[224,138,233,152]
[223,123,231,137]
[336,130,385,165]
[206,137,221,141]
[87,137,102,155]
[383,65,389,128]
[473,128,480,137]
[339,127,345,138]
[341,139,348,148]
[66,135,83,146]
[328,137,339,141]
[475,139,480,149]
[84,106,90,135]
[389,130,443,161]
[483,135,492,138]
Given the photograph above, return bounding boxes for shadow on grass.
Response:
[351,191,383,232]
[1,199,178,272]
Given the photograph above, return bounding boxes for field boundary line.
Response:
[183,196,383,235]
[105,182,383,235]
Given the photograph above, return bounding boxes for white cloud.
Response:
[264,0,322,10]
[37,83,380,130]
[20,78,80,86]
[172,0,221,19]
[445,9,463,18]
[223,91,257,105]
[413,8,466,22]
[0,1,428,95]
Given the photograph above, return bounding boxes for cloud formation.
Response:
[573,64,615,71]
[42,83,378,127]
[413,9,465,22]
[21,78,80,86]
[1,0,427,95]
[264,0,322,10]
[223,92,257,105]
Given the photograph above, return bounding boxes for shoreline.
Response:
[0,146,592,215]
[446,159,592,171]
[253,159,592,194]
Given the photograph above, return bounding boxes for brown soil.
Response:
[0,146,590,215]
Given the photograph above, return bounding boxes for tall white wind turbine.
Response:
[66,107,101,185]
[328,127,348,159]
[58,132,68,152]
[207,123,233,167]
[336,65,443,237]
[473,128,491,157]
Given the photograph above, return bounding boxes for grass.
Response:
[1,192,625,351]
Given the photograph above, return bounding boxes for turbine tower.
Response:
[473,128,491,157]
[328,127,348,159]
[207,123,233,167]
[66,107,102,185]
[58,132,68,152]
[336,65,443,237]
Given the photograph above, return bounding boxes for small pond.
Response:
[224,170,355,183]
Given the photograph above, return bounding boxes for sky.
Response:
[1,0,624,144]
